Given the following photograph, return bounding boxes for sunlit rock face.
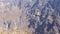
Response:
[0,0,60,34]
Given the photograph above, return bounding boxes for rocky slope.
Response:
[0,0,60,34]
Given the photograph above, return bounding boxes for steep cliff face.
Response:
[0,0,60,34]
